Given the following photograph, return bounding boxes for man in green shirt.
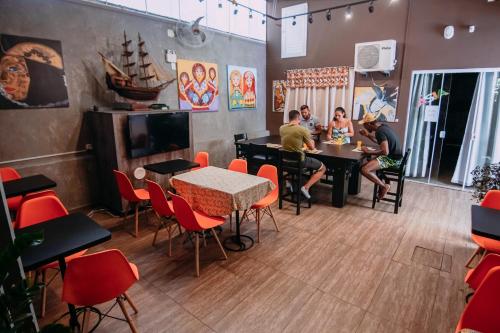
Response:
[280,110,326,199]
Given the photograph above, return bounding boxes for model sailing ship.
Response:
[99,32,175,101]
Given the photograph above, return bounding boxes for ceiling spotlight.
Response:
[326,9,331,21]
[233,6,238,15]
[308,13,313,24]
[292,16,296,25]
[218,1,222,8]
[368,1,374,13]
[345,6,352,19]
[249,10,253,19]
[262,14,266,24]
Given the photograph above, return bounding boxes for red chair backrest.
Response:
[456,266,500,332]
[0,167,21,181]
[14,190,58,227]
[228,159,248,174]
[481,190,500,210]
[113,170,139,202]
[194,152,209,168]
[62,249,138,306]
[146,180,174,217]
[16,195,68,229]
[168,191,202,232]
[257,164,279,200]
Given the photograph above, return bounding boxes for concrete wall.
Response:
[0,0,267,209]
[266,0,500,141]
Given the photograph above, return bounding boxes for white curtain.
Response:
[282,68,355,127]
[405,73,436,177]
[452,72,500,186]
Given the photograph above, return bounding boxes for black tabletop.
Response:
[471,205,500,241]
[16,212,111,271]
[242,135,366,162]
[3,174,57,198]
[144,159,200,175]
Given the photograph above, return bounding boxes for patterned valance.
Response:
[286,66,350,88]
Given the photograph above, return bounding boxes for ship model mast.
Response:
[99,31,175,101]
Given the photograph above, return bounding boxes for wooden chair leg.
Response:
[40,270,47,318]
[117,296,138,333]
[268,206,279,232]
[152,215,163,246]
[167,225,172,257]
[211,228,228,260]
[195,233,200,277]
[465,246,484,268]
[256,208,261,243]
[134,204,139,238]
[372,184,378,209]
[177,222,183,236]
[394,179,402,214]
[229,213,232,232]
[123,292,139,314]
[82,308,90,333]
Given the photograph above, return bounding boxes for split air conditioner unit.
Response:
[354,39,397,74]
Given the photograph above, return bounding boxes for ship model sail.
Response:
[99,32,175,101]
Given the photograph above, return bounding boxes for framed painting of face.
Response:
[227,65,257,111]
[0,34,69,109]
[177,59,219,112]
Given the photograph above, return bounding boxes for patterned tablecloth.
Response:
[170,166,275,216]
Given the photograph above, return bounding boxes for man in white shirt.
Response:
[299,105,322,139]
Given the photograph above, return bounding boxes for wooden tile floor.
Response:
[38,179,474,332]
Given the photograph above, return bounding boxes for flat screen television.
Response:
[127,112,190,158]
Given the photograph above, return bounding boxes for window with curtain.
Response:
[282,66,355,128]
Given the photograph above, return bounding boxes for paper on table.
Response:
[322,140,338,145]
[266,143,282,148]
[306,149,322,154]
[352,147,376,153]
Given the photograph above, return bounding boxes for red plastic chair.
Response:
[456,266,500,333]
[12,190,58,229]
[0,167,22,211]
[465,253,500,291]
[113,170,150,238]
[16,195,86,317]
[168,191,227,277]
[193,151,209,170]
[146,180,182,256]
[228,159,248,174]
[62,249,139,333]
[466,190,500,267]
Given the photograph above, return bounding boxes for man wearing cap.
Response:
[358,112,403,199]
[299,105,322,139]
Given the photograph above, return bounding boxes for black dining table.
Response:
[16,212,111,330]
[144,159,200,177]
[3,174,57,198]
[240,135,366,207]
[471,205,500,241]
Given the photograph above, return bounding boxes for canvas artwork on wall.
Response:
[0,34,69,109]
[353,84,399,122]
[177,59,219,112]
[227,65,257,110]
[272,80,287,112]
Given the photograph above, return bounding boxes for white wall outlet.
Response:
[167,29,175,38]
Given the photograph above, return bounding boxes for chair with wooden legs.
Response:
[465,190,500,268]
[241,164,279,243]
[168,191,227,277]
[113,170,150,238]
[464,253,500,302]
[227,159,248,231]
[146,180,182,256]
[0,167,23,211]
[234,133,248,159]
[62,249,139,333]
[193,151,209,170]
[16,195,86,318]
[278,149,311,215]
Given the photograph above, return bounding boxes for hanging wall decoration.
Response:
[0,34,69,109]
[272,80,287,112]
[227,65,257,110]
[353,84,399,122]
[286,66,350,88]
[177,59,219,112]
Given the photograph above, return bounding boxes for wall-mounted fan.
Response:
[175,16,213,48]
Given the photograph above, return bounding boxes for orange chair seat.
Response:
[134,188,150,201]
[192,211,225,231]
[7,196,22,211]
[251,193,278,209]
[472,234,500,253]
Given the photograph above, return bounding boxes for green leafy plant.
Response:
[471,162,500,202]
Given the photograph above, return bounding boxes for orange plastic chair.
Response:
[456,266,500,333]
[228,159,248,174]
[62,249,139,333]
[113,170,150,238]
[168,191,227,277]
[12,190,58,229]
[241,164,280,243]
[0,167,22,211]
[16,195,86,318]
[193,151,209,170]
[146,180,182,256]
[466,190,500,267]
[465,253,500,291]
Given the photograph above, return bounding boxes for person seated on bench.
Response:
[358,112,403,199]
[280,110,326,199]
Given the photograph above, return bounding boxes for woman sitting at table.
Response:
[326,107,354,145]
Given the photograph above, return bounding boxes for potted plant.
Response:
[471,162,500,203]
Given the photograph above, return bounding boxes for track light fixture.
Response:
[262,14,266,25]
[233,4,238,15]
[345,6,352,19]
[368,1,374,13]
[218,1,222,8]
[292,16,296,25]
[326,9,332,21]
[249,10,253,19]
[308,13,313,24]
